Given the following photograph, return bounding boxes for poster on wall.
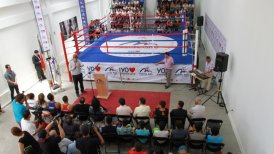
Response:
[59,16,79,40]
[32,0,50,51]
[204,14,227,52]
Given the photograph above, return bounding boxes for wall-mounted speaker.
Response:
[197,16,204,26]
[214,52,229,72]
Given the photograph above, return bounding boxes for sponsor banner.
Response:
[78,0,89,44]
[81,62,192,83]
[32,0,50,51]
[205,14,226,52]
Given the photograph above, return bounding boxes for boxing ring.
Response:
[61,12,195,83]
[79,32,192,83]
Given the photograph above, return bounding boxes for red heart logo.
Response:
[95,66,101,71]
[129,67,135,72]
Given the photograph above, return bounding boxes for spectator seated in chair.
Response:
[170,100,189,128]
[128,142,148,154]
[47,93,61,117]
[117,119,134,136]
[61,96,73,113]
[170,122,188,146]
[189,122,206,141]
[206,126,224,144]
[73,97,90,121]
[134,120,151,144]
[153,121,169,144]
[89,97,107,122]
[133,97,151,123]
[101,116,117,135]
[188,97,205,119]
[154,101,168,127]
[62,115,80,141]
[116,97,132,121]
[178,145,189,154]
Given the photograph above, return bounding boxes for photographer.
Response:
[38,119,65,154]
[62,115,80,141]
[21,110,43,140]
[12,93,29,127]
[68,124,105,154]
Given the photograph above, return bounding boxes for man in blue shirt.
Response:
[4,64,20,102]
[206,126,224,143]
[12,94,28,127]
[135,121,151,143]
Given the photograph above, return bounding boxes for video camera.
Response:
[52,112,64,122]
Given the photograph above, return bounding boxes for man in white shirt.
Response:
[69,54,85,97]
[21,110,41,140]
[116,97,132,116]
[201,56,214,92]
[133,97,150,118]
[189,97,205,119]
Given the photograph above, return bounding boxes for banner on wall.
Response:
[32,0,50,51]
[59,17,79,40]
[204,14,227,52]
[81,63,192,83]
[78,0,89,44]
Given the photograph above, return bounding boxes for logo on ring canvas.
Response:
[100,36,178,58]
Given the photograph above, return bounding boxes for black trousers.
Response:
[35,66,46,80]
[72,73,84,95]
[9,84,19,101]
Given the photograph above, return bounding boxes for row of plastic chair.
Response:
[73,112,223,132]
[102,133,225,154]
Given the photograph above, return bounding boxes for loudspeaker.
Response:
[214,52,229,72]
[197,16,204,26]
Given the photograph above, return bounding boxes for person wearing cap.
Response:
[69,54,85,97]
[32,50,46,81]
[156,52,174,89]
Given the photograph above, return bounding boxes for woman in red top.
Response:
[61,95,72,113]
[128,142,148,154]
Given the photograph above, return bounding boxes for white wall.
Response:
[199,0,274,153]
[0,0,109,104]
[0,1,41,104]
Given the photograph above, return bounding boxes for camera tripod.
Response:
[202,72,228,113]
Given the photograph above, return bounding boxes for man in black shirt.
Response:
[11,127,42,154]
[101,116,116,134]
[73,97,90,121]
[170,100,190,129]
[38,120,65,154]
[32,50,46,81]
[76,124,105,154]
